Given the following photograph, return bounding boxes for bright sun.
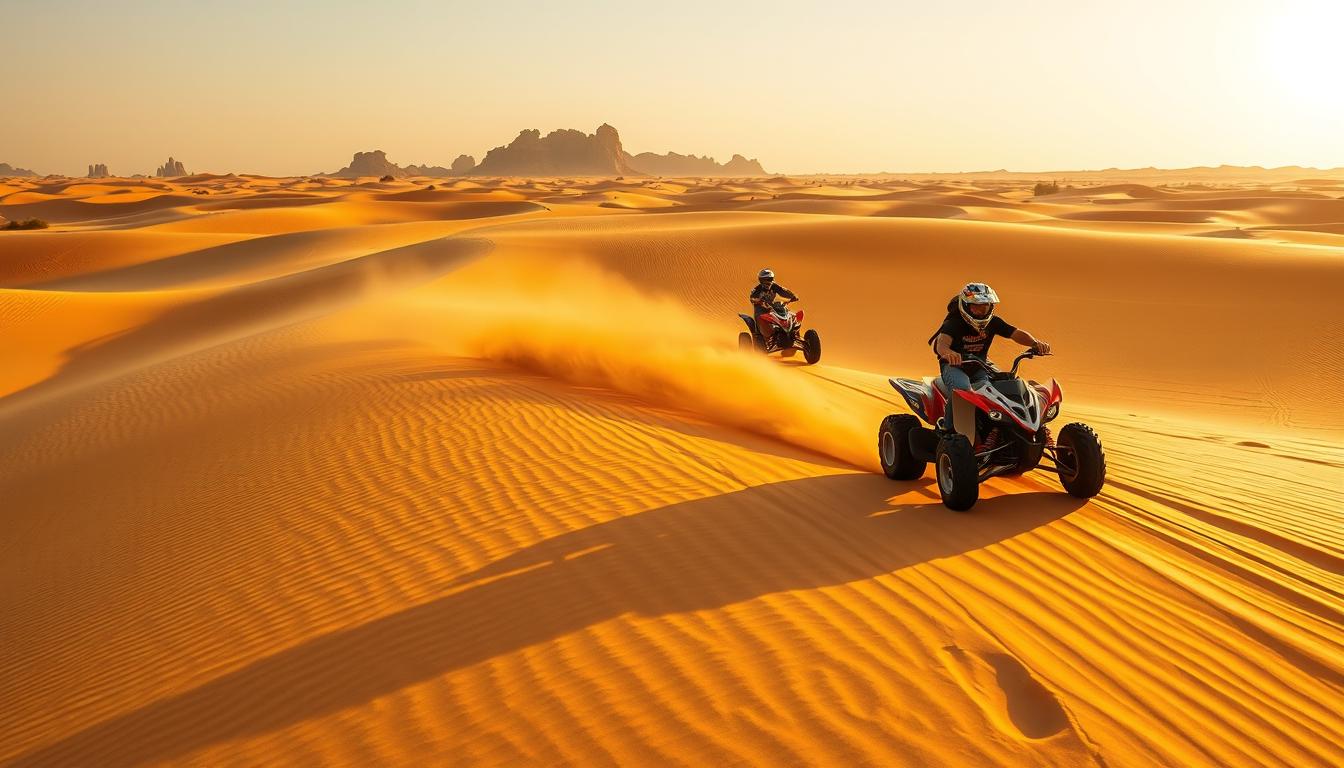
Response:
[1261,2,1344,119]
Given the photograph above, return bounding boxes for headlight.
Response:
[1045,403,1059,421]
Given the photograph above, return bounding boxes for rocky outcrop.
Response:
[0,162,38,177]
[369,153,477,178]
[155,157,187,177]
[321,125,765,179]
[473,123,637,176]
[625,151,767,177]
[402,163,452,177]
[329,150,406,179]
[88,163,110,178]
[451,154,476,175]
[720,154,768,176]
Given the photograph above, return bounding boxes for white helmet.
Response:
[957,282,999,331]
[758,268,775,284]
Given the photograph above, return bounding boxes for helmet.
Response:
[758,268,775,284]
[957,282,999,331]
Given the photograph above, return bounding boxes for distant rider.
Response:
[749,268,798,333]
[931,282,1050,432]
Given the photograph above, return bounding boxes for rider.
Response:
[931,282,1050,432]
[749,268,798,334]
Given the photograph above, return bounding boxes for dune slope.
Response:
[2,174,1341,767]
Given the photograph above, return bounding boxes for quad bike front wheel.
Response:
[738,332,754,352]
[878,414,926,480]
[1055,422,1106,498]
[803,329,822,365]
[936,433,979,511]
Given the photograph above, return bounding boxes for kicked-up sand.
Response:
[2,171,1342,766]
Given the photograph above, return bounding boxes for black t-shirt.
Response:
[935,309,1017,362]
[750,282,797,306]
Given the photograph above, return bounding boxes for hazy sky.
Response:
[3,0,1341,176]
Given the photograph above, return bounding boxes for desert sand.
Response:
[2,172,1342,766]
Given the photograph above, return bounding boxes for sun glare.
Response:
[1262,2,1344,121]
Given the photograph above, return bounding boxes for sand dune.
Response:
[2,173,1341,766]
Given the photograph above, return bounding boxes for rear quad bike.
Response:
[737,299,822,365]
[877,350,1105,511]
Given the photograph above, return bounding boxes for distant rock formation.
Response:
[402,163,452,177]
[473,123,637,176]
[625,151,767,177]
[465,123,768,176]
[88,163,110,178]
[720,154,768,176]
[155,157,187,177]
[319,125,767,179]
[0,162,38,177]
[329,150,406,179]
[362,153,478,178]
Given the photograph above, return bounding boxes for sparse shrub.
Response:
[1033,180,1060,196]
[379,174,395,182]
[1,218,49,230]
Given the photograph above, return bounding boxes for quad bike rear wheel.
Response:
[878,414,926,480]
[803,329,822,365]
[936,433,978,511]
[1055,422,1106,498]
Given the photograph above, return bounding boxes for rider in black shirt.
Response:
[749,268,798,331]
[931,282,1050,432]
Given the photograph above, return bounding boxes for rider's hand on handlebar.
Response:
[1032,340,1051,355]
[943,350,963,366]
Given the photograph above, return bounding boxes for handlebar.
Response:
[948,348,1050,377]
[1009,348,1050,376]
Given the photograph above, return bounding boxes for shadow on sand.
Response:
[15,473,1085,766]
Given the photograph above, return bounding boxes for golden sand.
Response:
[2,172,1341,766]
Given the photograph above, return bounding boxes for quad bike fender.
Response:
[889,377,948,428]
[926,380,947,425]
[737,314,758,335]
[889,378,928,423]
[1046,378,1062,407]
[951,391,979,444]
[954,388,1034,434]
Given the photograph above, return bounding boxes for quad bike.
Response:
[737,299,822,365]
[878,350,1105,511]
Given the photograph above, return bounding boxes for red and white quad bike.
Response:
[737,299,822,365]
[878,350,1105,511]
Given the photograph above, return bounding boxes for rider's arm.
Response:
[774,285,798,301]
[1010,328,1051,354]
[933,333,962,365]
